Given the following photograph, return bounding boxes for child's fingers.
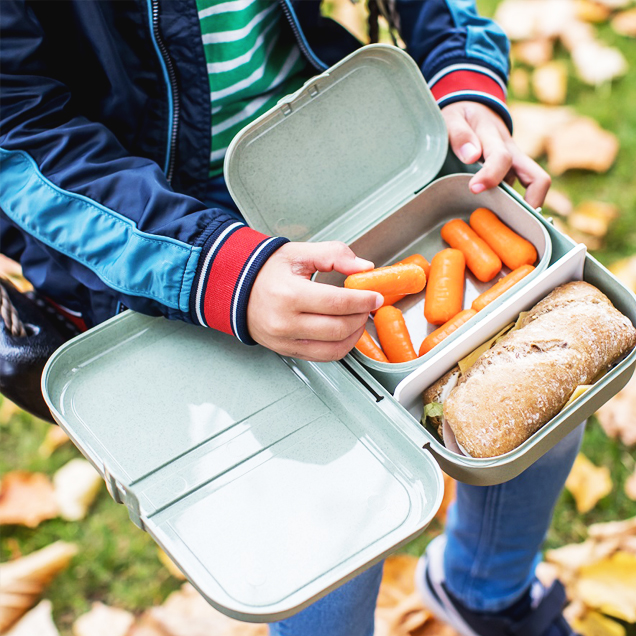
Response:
[511,150,552,208]
[293,279,383,316]
[442,103,483,164]
[284,326,367,362]
[291,241,374,277]
[286,312,370,342]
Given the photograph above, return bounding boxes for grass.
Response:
[1,2,636,633]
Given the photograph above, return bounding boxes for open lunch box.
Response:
[42,46,636,622]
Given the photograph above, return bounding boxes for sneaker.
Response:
[415,536,579,636]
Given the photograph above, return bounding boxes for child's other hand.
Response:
[247,242,383,361]
[441,101,551,209]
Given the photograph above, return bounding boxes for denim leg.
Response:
[442,423,585,612]
[268,561,384,636]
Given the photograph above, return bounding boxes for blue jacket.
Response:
[0,0,510,342]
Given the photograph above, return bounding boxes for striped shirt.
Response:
[196,0,312,176]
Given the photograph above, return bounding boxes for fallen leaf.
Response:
[157,548,186,580]
[4,600,60,636]
[38,427,70,458]
[625,468,636,501]
[495,0,577,40]
[571,41,628,85]
[141,583,267,636]
[563,599,587,626]
[377,554,419,609]
[546,117,619,175]
[611,8,636,36]
[596,372,636,446]
[593,0,631,9]
[568,201,619,237]
[510,103,576,159]
[560,19,597,51]
[535,561,560,588]
[565,454,613,513]
[509,68,531,99]
[53,459,102,521]
[73,603,135,636]
[532,61,568,105]
[0,471,58,528]
[0,541,78,631]
[546,538,619,573]
[513,39,555,66]
[576,0,612,22]
[544,189,574,217]
[588,516,636,541]
[575,552,636,622]
[573,609,626,636]
[552,217,603,251]
[609,255,636,293]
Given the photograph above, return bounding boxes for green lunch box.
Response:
[42,45,636,623]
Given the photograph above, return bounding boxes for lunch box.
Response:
[41,45,636,623]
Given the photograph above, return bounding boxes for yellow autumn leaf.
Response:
[576,552,636,623]
[565,454,612,513]
[573,609,626,636]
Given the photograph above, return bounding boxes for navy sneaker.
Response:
[416,536,579,636]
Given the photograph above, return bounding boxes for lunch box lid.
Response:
[224,44,448,243]
[42,315,444,622]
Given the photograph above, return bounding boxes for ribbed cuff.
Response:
[429,65,513,134]
[190,220,289,344]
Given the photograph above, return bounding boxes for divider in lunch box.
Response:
[318,174,552,392]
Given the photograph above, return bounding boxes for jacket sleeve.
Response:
[396,0,512,131]
[0,0,286,343]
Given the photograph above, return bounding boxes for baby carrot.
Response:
[419,309,477,356]
[373,306,417,363]
[470,208,538,270]
[471,265,535,312]
[424,248,466,325]
[344,263,426,296]
[355,330,389,362]
[441,219,502,282]
[397,253,431,278]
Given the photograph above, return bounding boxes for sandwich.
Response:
[422,281,636,458]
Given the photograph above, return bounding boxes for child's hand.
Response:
[247,242,383,361]
[441,101,551,209]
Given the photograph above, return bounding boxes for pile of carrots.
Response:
[347,207,538,364]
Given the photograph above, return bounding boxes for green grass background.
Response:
[1,2,636,633]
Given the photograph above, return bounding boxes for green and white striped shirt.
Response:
[196,0,312,176]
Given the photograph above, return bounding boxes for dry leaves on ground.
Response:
[3,600,60,636]
[0,541,78,631]
[625,468,636,501]
[565,453,613,513]
[38,427,70,458]
[0,471,58,528]
[53,458,102,521]
[545,516,636,635]
[567,201,619,238]
[612,8,636,36]
[546,117,619,175]
[596,371,636,446]
[73,602,135,636]
[532,62,568,104]
[609,255,636,294]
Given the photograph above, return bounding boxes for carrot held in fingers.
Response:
[372,292,406,314]
[374,306,417,363]
[424,249,466,325]
[397,254,431,278]
[344,263,426,296]
[441,219,502,282]
[472,265,535,312]
[419,309,477,356]
[470,208,538,270]
[355,329,389,362]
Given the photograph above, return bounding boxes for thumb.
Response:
[296,241,375,276]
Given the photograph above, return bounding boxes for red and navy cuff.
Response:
[191,220,289,345]
[429,64,513,133]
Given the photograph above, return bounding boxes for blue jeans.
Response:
[269,424,584,636]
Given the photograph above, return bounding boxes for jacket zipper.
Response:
[150,0,179,183]
[279,0,328,71]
